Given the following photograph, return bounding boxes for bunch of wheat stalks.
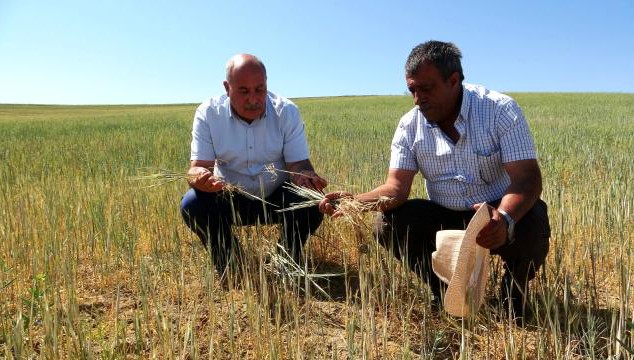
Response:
[132,168,274,205]
[133,166,391,286]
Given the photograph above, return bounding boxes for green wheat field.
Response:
[1,93,633,359]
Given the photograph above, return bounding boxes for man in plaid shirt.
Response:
[320,41,550,323]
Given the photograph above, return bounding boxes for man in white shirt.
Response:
[319,41,550,323]
[181,54,327,274]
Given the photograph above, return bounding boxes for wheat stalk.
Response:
[275,182,392,254]
[131,168,195,187]
[132,168,277,207]
[276,183,390,217]
[263,243,343,299]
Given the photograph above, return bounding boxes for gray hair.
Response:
[405,41,464,81]
[225,54,267,82]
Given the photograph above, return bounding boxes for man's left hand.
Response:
[473,203,507,250]
[291,170,328,193]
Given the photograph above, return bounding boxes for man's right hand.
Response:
[318,191,353,217]
[188,167,224,192]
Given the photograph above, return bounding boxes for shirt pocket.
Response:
[476,150,505,184]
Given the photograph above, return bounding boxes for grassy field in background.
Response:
[0,93,633,358]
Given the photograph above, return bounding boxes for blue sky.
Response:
[1,0,632,105]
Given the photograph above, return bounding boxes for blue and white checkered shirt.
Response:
[390,83,536,210]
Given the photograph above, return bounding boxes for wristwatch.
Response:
[498,209,515,245]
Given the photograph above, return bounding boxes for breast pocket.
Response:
[476,150,505,184]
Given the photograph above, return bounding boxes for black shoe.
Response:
[430,294,442,311]
[430,279,447,298]
[429,282,446,311]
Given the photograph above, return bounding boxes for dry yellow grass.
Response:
[1,96,633,358]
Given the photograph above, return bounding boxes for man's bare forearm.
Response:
[354,169,417,212]
[286,159,315,173]
[354,184,408,212]
[498,160,543,221]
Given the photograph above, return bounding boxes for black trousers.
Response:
[180,183,323,271]
[375,198,550,312]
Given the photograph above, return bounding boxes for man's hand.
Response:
[291,170,328,193]
[286,159,328,192]
[318,191,353,217]
[472,159,542,250]
[473,203,507,250]
[188,167,224,193]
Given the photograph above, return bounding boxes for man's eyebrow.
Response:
[408,83,432,90]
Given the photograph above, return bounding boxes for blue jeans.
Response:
[181,183,323,271]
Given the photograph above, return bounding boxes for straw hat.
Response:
[432,204,492,317]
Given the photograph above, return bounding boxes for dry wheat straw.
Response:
[132,168,277,206]
[263,244,342,299]
[275,183,391,222]
[131,168,195,187]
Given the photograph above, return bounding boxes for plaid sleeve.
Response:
[389,122,418,170]
[498,100,536,163]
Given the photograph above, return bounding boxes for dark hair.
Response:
[405,41,464,81]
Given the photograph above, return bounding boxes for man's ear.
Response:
[449,72,461,89]
[223,80,230,95]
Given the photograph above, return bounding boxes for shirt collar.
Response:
[457,84,470,122]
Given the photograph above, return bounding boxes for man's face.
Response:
[224,63,267,121]
[406,61,459,125]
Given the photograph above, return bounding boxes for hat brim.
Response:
[443,204,492,317]
[432,230,464,285]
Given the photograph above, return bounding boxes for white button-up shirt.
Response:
[190,91,310,197]
[390,83,536,210]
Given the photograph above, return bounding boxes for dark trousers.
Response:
[375,198,550,313]
[180,184,323,271]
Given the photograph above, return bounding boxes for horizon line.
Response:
[1,91,633,107]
